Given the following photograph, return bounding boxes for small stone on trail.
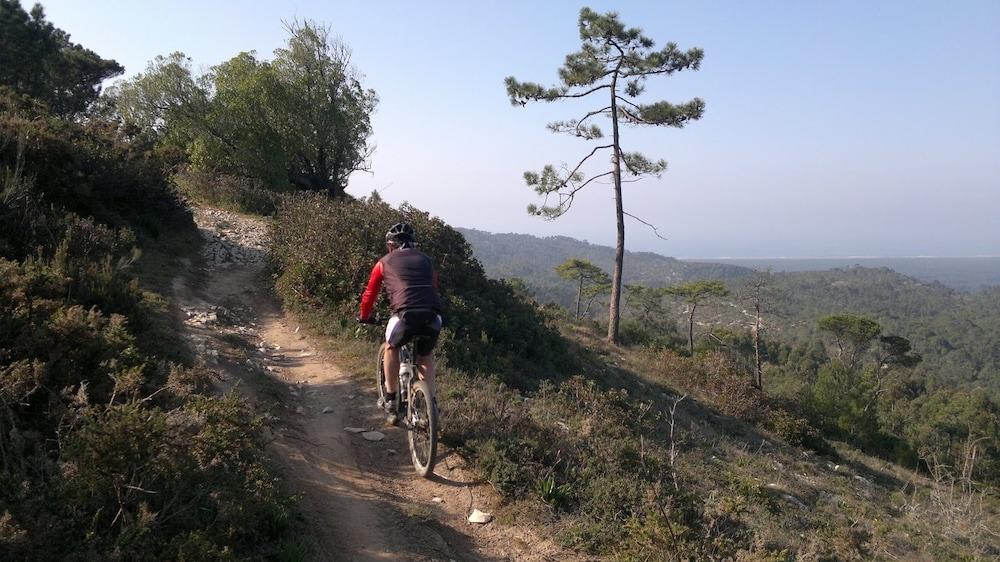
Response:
[361,431,385,442]
[432,497,443,503]
[387,449,397,455]
[467,509,493,524]
[347,395,356,400]
[322,406,334,414]
[344,427,366,433]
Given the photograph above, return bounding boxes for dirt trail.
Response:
[172,207,581,562]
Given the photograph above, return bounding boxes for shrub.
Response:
[0,107,189,245]
[764,407,825,450]
[173,168,282,216]
[0,253,293,558]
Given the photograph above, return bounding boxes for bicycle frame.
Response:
[396,343,417,427]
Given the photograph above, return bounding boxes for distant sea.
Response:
[684,257,1000,292]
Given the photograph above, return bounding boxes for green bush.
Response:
[764,407,825,451]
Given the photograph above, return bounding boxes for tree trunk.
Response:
[576,277,583,320]
[688,302,697,356]
[753,302,763,389]
[607,71,625,345]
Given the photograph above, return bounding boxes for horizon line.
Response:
[680,255,1000,260]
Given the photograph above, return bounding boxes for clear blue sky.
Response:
[41,0,1000,258]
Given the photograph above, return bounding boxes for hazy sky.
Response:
[41,0,1000,258]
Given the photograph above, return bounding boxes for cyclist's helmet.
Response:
[385,222,415,245]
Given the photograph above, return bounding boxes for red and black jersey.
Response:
[359,248,441,319]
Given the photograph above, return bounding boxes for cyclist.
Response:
[357,223,442,424]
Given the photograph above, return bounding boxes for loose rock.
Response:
[468,509,493,524]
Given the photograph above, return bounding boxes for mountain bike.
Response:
[376,339,438,476]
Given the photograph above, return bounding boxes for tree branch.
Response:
[560,83,612,99]
[623,210,669,241]
[564,144,613,184]
[536,171,614,218]
[578,105,612,126]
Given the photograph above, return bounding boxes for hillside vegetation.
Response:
[460,228,1000,477]
[1,2,292,558]
[458,227,750,307]
[268,197,999,559]
[4,2,997,560]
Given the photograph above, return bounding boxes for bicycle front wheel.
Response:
[407,380,438,477]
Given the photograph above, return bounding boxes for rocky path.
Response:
[172,208,580,562]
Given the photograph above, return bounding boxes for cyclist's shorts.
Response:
[385,309,442,356]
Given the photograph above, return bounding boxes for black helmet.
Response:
[385,222,415,245]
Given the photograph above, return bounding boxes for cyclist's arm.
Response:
[359,261,384,320]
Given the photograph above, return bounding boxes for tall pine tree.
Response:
[506,7,705,344]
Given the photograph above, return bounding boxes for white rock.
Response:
[344,427,366,433]
[361,431,385,442]
[467,509,493,524]
[432,497,443,503]
[322,407,334,414]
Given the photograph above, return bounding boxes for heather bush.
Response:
[439,372,761,556]
[0,106,189,246]
[0,252,294,558]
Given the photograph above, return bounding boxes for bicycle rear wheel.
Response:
[376,343,388,406]
[407,380,437,477]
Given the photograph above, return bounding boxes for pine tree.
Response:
[505,7,705,344]
[555,258,610,319]
[665,280,729,356]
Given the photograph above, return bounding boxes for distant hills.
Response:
[692,257,1000,292]
[457,227,752,285]
[457,227,1000,392]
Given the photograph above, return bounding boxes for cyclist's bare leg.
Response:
[415,353,435,391]
[383,345,400,394]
